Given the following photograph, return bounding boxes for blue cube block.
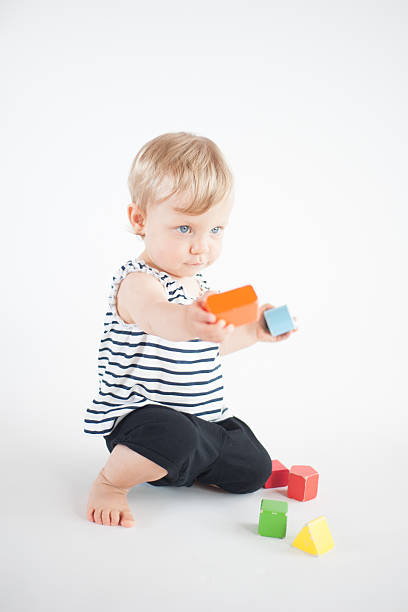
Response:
[264,305,295,336]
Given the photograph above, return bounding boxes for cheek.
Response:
[206,240,222,262]
[156,236,185,258]
[212,239,223,254]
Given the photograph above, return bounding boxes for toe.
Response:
[94,508,103,525]
[86,507,95,523]
[110,510,120,526]
[120,511,135,528]
[102,509,111,526]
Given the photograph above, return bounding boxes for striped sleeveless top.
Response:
[83,258,233,436]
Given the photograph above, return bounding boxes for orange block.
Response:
[204,285,258,327]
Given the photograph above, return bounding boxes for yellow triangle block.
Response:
[292,517,334,556]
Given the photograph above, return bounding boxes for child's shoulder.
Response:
[112,258,170,284]
[114,261,169,325]
[114,259,169,291]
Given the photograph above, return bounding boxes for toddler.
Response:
[85,132,297,527]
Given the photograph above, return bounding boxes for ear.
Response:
[128,203,146,236]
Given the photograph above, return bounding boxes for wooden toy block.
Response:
[292,516,334,556]
[264,459,289,488]
[258,499,288,538]
[264,305,295,336]
[287,465,319,501]
[204,285,258,327]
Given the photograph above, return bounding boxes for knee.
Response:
[242,454,272,493]
[248,457,272,492]
[225,450,272,494]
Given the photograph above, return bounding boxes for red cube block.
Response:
[287,465,319,501]
[264,459,289,488]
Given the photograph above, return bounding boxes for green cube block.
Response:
[258,499,288,538]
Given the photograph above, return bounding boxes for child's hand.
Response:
[256,303,298,343]
[184,291,235,343]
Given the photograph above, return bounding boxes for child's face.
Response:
[129,189,234,279]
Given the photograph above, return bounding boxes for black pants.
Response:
[104,405,272,494]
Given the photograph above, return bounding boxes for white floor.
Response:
[2,1,407,610]
[3,423,407,612]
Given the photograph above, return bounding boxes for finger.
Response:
[261,304,275,313]
[219,320,234,331]
[196,304,216,322]
[196,298,210,313]
[198,290,217,305]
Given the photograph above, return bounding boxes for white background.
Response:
[1,1,407,610]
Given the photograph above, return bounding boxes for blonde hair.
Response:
[127,132,234,236]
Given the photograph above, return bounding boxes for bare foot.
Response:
[87,469,136,527]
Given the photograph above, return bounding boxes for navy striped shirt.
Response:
[83,259,233,436]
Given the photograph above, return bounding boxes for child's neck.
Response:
[138,252,195,282]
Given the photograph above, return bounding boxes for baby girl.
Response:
[84,131,297,527]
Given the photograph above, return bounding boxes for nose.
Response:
[190,236,209,256]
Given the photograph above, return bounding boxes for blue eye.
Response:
[211,226,222,234]
[177,225,191,234]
